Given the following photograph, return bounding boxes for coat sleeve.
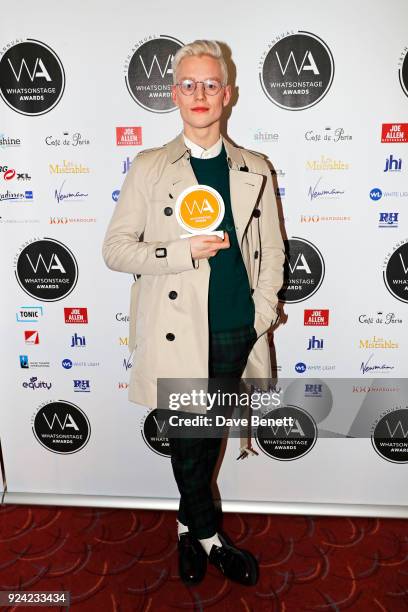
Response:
[101,152,195,275]
[252,160,285,337]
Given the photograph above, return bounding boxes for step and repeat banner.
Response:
[1,0,408,514]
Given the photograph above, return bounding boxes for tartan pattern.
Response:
[209,324,257,376]
[168,324,257,539]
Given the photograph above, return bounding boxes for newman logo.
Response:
[116,127,142,146]
[381,124,408,143]
[304,309,329,326]
[64,307,88,324]
[24,330,39,344]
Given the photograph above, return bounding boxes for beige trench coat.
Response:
[102,132,284,442]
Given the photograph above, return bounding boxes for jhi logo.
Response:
[384,155,402,172]
[379,212,399,228]
[307,335,324,350]
[71,333,86,347]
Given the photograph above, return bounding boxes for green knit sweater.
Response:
[190,144,255,332]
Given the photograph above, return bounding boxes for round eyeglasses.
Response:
[176,78,225,96]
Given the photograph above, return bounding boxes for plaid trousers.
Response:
[167,323,257,539]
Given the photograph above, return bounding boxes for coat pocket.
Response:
[128,279,142,353]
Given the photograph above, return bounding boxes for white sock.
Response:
[177,519,189,539]
[199,533,223,556]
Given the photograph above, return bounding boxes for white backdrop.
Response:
[1,0,408,516]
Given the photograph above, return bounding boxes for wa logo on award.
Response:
[383,240,408,303]
[259,31,334,110]
[0,39,65,115]
[279,237,325,303]
[14,237,78,301]
[175,185,225,238]
[124,35,183,112]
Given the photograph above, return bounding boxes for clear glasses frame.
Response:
[175,78,225,96]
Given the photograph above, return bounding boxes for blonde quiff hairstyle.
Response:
[172,40,228,86]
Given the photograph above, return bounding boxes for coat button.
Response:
[168,290,177,299]
[166,333,175,341]
[164,206,173,216]
[254,250,259,259]
[253,209,261,218]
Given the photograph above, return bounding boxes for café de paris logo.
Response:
[398,45,408,99]
[124,34,184,113]
[0,38,65,115]
[259,30,334,110]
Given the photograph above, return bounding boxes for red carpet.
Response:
[0,504,407,611]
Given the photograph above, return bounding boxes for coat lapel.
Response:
[229,168,263,247]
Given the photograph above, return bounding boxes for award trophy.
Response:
[175,185,225,239]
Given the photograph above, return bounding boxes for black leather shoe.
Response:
[208,533,259,586]
[178,532,207,585]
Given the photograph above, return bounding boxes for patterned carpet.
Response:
[0,504,407,611]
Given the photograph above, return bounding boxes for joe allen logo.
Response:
[124,35,183,113]
[259,30,334,110]
[175,185,225,236]
[0,39,65,116]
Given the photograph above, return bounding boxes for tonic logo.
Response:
[8,57,52,82]
[276,50,319,76]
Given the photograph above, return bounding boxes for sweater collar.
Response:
[165,131,247,170]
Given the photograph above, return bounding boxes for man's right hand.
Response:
[190,232,230,260]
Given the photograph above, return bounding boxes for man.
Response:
[102,39,284,586]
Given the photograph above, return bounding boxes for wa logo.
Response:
[15,238,78,301]
[141,409,172,457]
[383,240,408,303]
[185,198,214,216]
[279,237,325,303]
[372,408,408,463]
[0,39,65,115]
[32,400,90,454]
[260,31,334,110]
[125,35,184,113]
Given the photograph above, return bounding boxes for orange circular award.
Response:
[175,185,225,239]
